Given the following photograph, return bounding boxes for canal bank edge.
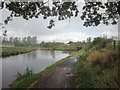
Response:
[1,47,38,58]
[9,49,84,88]
[1,47,76,58]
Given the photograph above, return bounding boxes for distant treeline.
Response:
[1,36,96,49]
[2,36,37,47]
[38,38,91,50]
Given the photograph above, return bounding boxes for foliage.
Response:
[106,41,119,50]
[84,37,113,51]
[76,49,119,88]
[25,66,33,76]
[16,66,33,81]
[1,2,78,29]
[76,37,119,88]
[1,47,37,57]
[2,36,38,47]
[3,30,7,37]
[81,2,119,27]
[76,65,94,88]
[39,40,86,50]
[0,1,119,29]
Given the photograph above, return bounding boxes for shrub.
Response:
[76,63,94,88]
[97,67,119,88]
[76,48,119,88]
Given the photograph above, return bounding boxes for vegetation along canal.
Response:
[2,50,71,88]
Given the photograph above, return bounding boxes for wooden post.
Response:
[114,40,116,50]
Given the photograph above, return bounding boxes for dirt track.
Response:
[34,53,83,88]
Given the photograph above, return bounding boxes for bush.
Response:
[76,63,94,88]
[97,67,119,88]
[76,48,119,88]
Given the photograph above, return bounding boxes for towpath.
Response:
[33,52,83,88]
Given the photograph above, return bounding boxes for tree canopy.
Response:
[81,2,119,27]
[0,1,119,29]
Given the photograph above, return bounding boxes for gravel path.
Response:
[33,52,83,88]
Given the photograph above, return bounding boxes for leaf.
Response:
[83,6,86,10]
[75,10,79,17]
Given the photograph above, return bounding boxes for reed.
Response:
[1,47,37,57]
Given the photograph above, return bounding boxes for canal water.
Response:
[2,50,70,88]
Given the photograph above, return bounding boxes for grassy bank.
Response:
[1,47,37,57]
[9,49,84,88]
[76,38,119,88]
[55,47,76,51]
[38,47,77,51]
[1,47,75,58]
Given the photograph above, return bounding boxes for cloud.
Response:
[100,25,118,38]
[0,2,118,43]
[38,32,95,43]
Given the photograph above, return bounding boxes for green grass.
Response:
[10,49,84,88]
[1,47,37,57]
[55,47,66,50]
[55,47,76,51]
[2,47,35,50]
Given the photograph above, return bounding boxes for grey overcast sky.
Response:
[0,1,118,43]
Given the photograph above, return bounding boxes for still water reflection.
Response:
[2,50,70,88]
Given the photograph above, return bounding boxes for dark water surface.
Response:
[2,50,70,88]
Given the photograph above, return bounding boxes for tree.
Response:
[0,1,119,29]
[9,37,13,44]
[2,30,7,43]
[27,36,31,45]
[31,37,37,45]
[26,36,37,46]
[50,41,56,49]
[13,37,19,44]
[92,37,113,48]
[81,2,119,27]
[22,37,27,43]
[87,37,91,43]
[68,41,74,44]
[1,2,79,29]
